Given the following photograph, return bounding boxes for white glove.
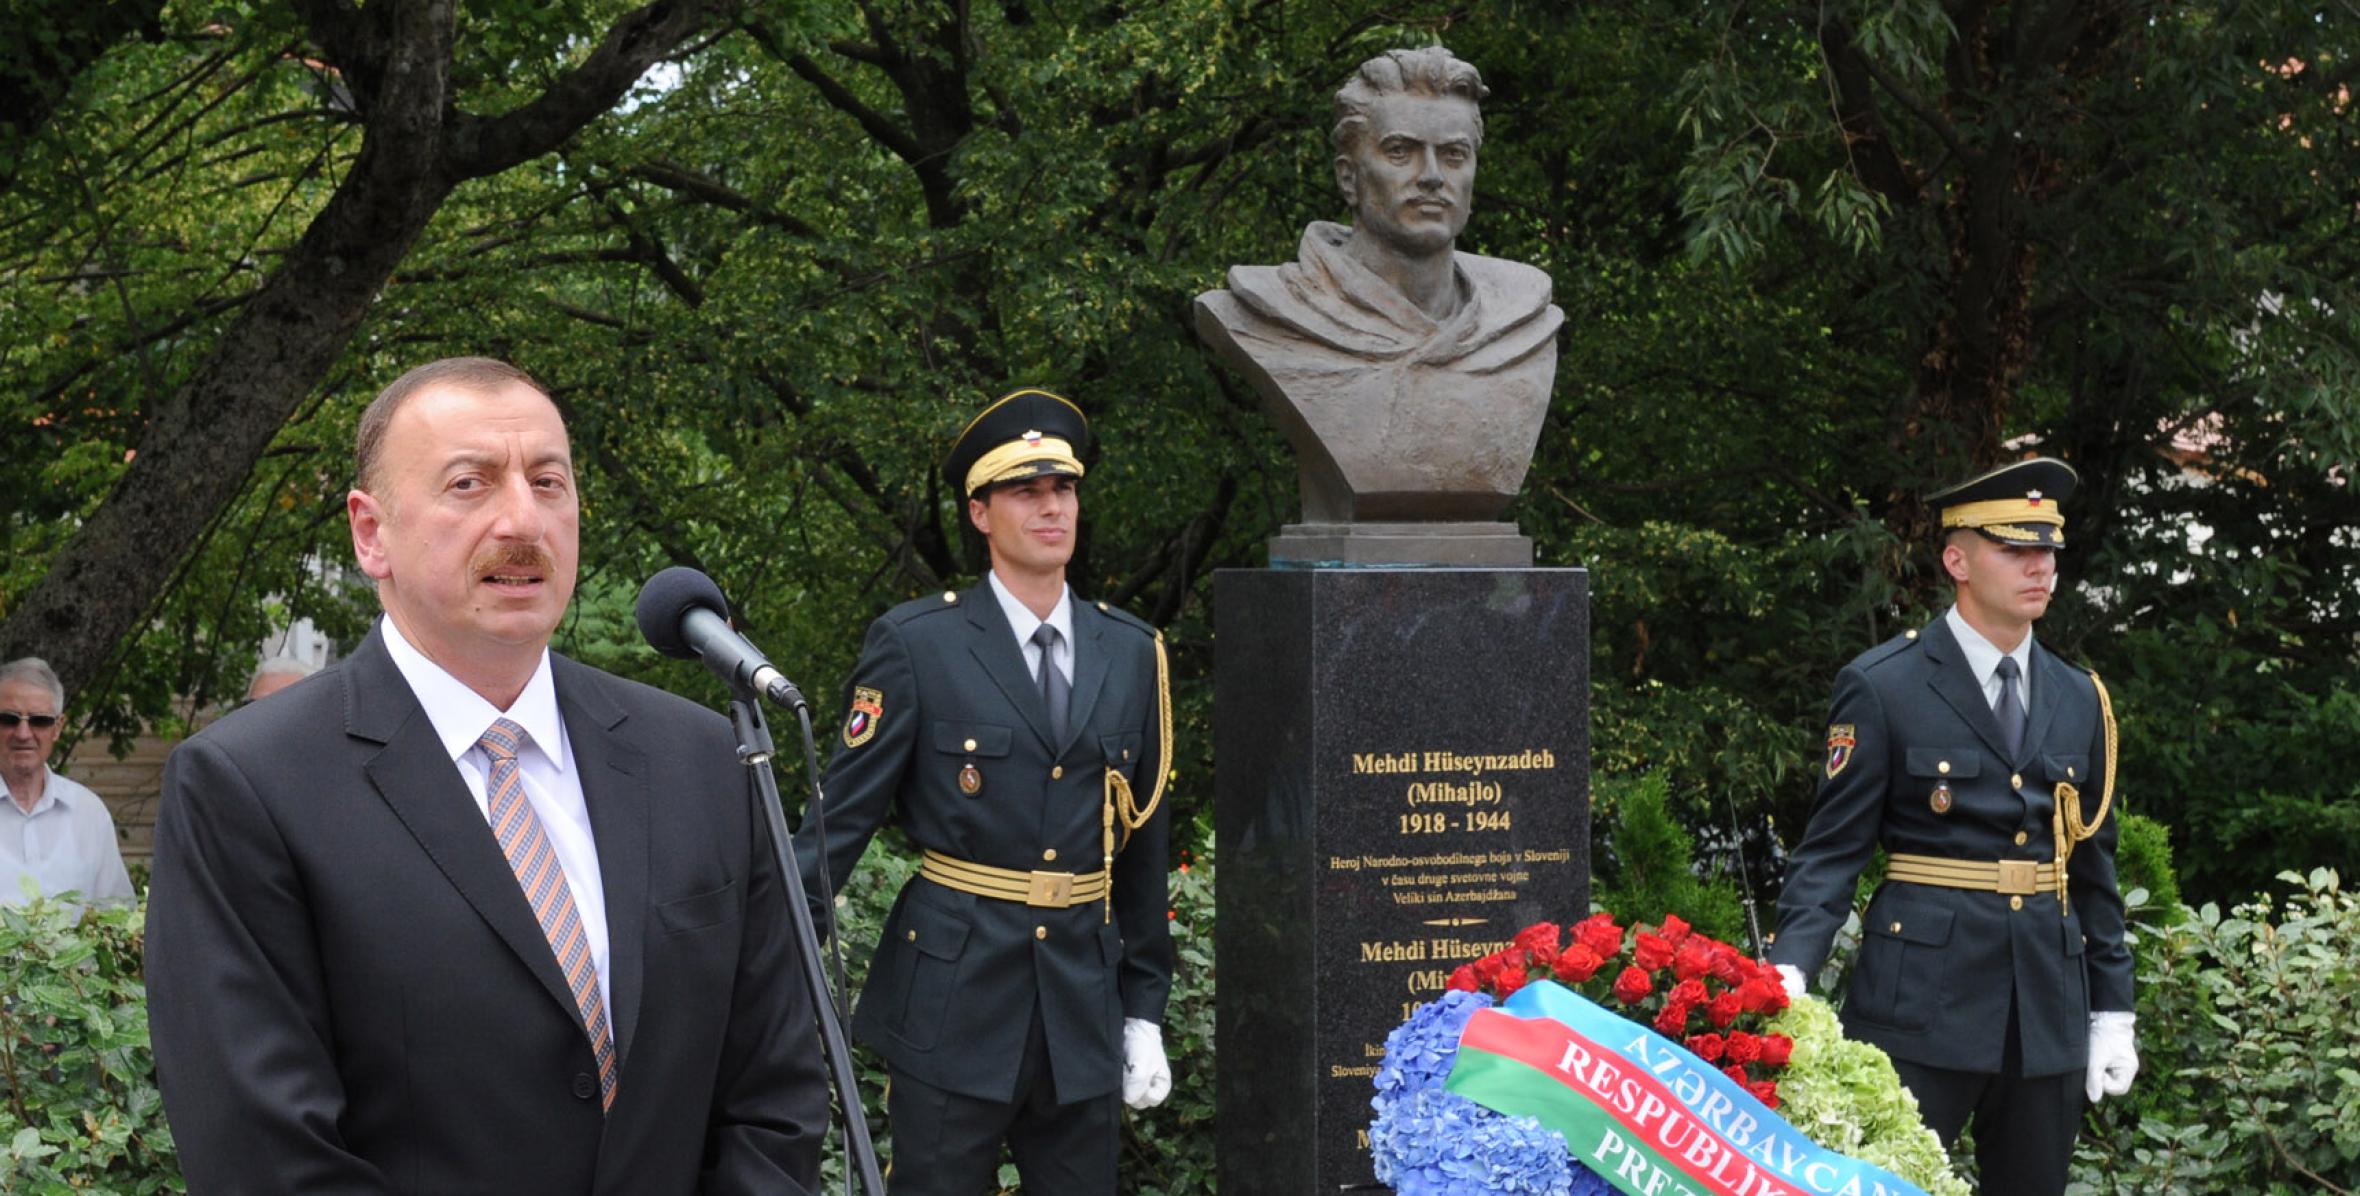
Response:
[2085,1011,2139,1102]
[1774,964,1806,1000]
[1122,1018,1172,1110]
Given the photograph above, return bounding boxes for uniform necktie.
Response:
[1032,624,1069,744]
[478,718,617,1112]
[1994,656,2026,759]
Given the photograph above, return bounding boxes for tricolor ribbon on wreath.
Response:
[1446,981,1932,1196]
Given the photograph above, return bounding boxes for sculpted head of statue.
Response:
[1331,47,1489,262]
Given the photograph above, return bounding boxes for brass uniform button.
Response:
[1906,629,1919,639]
[1043,848,1058,862]
[2068,766,2078,779]
[2015,831,2029,846]
[1051,765,1064,779]
[1034,926,1048,940]
[2011,773,2024,790]
[964,737,978,752]
[2009,896,2024,911]
[1937,761,1951,775]
[1097,601,1108,611]
[1889,921,1902,934]
[907,930,917,942]
[943,591,959,604]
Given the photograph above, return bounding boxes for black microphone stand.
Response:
[727,692,886,1196]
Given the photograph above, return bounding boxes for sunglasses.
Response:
[0,711,61,729]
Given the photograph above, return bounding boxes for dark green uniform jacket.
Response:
[793,585,1173,1104]
[1769,616,2133,1077]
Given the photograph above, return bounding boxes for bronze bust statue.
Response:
[1196,46,1562,565]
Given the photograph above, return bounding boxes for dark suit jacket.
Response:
[793,586,1172,1104]
[146,626,827,1195]
[1769,616,2133,1077]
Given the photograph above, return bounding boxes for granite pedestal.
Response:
[1215,568,1590,1194]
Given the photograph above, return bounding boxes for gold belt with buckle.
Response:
[919,849,1109,909]
[1886,853,2059,896]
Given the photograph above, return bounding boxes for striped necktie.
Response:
[478,717,616,1112]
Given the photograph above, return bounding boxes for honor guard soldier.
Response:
[1768,458,2138,1196]
[794,388,1175,1195]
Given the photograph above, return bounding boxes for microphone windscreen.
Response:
[635,566,731,659]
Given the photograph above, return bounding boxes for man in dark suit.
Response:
[146,357,827,1195]
[1769,458,2138,1196]
[795,388,1174,1195]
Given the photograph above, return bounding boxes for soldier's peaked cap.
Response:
[945,388,1089,499]
[1929,456,2079,549]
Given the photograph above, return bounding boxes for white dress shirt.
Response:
[380,617,610,1018]
[988,571,1075,686]
[1,767,135,908]
[1945,605,2034,716]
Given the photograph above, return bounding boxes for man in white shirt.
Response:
[1768,457,2137,1196]
[1,656,133,908]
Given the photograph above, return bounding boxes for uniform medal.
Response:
[1929,781,1953,814]
[958,762,983,795]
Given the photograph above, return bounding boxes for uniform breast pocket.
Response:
[1099,732,1143,778]
[1847,899,1954,1032]
[2041,754,2090,786]
[1902,748,1982,781]
[933,721,1013,758]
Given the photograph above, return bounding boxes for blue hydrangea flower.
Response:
[1368,991,1618,1196]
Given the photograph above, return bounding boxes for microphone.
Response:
[634,567,809,712]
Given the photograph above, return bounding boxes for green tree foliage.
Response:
[4,2,2358,902]
[1593,770,1750,948]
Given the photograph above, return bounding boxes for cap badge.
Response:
[2026,490,2044,506]
[1022,429,1044,446]
[842,686,884,748]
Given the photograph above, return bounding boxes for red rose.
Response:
[1496,968,1529,998]
[1658,913,1691,945]
[1709,946,1748,985]
[1673,939,1718,982]
[1612,965,1652,1004]
[1722,1064,1750,1088]
[1474,955,1506,985]
[1669,978,1708,1008]
[1512,922,1563,954]
[1708,991,1745,1028]
[1749,1080,1780,1110]
[1654,1002,1691,1037]
[1447,965,1479,993]
[1633,932,1674,972]
[1738,976,1790,1016]
[1724,1031,1762,1066]
[1685,1033,1725,1063]
[1759,1034,1794,1068]
[1530,941,1561,968]
[1574,914,1624,959]
[1553,944,1604,984]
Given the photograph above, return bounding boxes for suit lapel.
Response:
[1919,618,2015,763]
[963,585,1059,750]
[348,628,583,1029]
[1061,603,1111,757]
[556,655,648,1071]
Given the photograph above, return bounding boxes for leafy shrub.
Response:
[2072,868,2360,1194]
[0,890,180,1195]
[1594,771,1749,946]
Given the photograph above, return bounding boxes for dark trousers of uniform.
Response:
[1889,1000,2082,1196]
[884,1001,1118,1196]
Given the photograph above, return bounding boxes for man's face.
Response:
[1336,91,1478,258]
[0,678,62,787]
[1946,533,2057,629]
[969,475,1079,581]
[347,381,579,672]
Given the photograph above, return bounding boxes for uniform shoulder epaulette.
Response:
[1850,627,1927,673]
[1088,598,1161,640]
[881,588,972,625]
